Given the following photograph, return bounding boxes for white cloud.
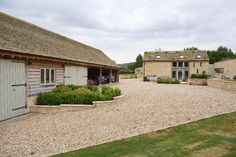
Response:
[1,0,236,63]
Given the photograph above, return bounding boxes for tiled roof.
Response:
[0,12,118,67]
[144,50,209,61]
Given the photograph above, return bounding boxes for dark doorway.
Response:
[88,68,100,85]
[102,69,110,84]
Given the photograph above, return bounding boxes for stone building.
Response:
[213,59,236,80]
[143,50,209,81]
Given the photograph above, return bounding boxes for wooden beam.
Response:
[0,49,120,69]
[99,68,103,85]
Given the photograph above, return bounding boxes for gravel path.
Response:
[1,79,236,157]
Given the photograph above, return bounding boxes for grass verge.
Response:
[52,112,236,157]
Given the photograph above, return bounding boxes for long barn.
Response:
[0,12,119,121]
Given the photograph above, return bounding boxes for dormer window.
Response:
[197,55,201,59]
[180,55,184,59]
[156,55,160,59]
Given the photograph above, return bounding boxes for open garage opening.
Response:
[87,67,119,85]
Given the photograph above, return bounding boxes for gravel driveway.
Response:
[1,79,236,157]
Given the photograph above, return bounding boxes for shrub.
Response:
[37,92,62,105]
[85,85,99,92]
[53,85,71,93]
[74,87,92,95]
[157,78,180,84]
[37,85,122,105]
[66,84,81,90]
[102,86,114,100]
[191,74,208,79]
[78,91,103,104]
[102,86,122,99]
[113,87,121,97]
[102,86,112,94]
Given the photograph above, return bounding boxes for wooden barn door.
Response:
[65,65,87,86]
[0,59,26,121]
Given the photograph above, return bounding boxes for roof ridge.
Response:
[0,12,101,52]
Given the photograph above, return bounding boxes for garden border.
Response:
[29,95,124,113]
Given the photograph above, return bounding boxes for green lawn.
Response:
[52,112,236,157]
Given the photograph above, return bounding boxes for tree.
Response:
[127,63,135,73]
[184,47,198,51]
[207,46,236,64]
[135,54,143,68]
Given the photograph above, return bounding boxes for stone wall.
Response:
[189,78,207,86]
[144,61,172,78]
[207,79,236,92]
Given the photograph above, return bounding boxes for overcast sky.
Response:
[1,0,236,63]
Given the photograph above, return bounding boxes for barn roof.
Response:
[0,12,118,67]
[144,50,209,62]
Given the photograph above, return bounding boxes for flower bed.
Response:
[37,85,121,105]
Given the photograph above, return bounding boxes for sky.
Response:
[0,0,236,64]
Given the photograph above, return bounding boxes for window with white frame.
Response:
[40,68,55,84]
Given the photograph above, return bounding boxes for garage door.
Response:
[0,59,27,121]
[65,65,87,86]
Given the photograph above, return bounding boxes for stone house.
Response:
[213,59,236,80]
[0,12,119,121]
[143,50,209,81]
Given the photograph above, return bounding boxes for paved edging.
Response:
[29,95,124,113]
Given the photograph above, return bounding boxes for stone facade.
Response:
[144,61,209,80]
[189,61,209,75]
[213,59,236,80]
[144,61,172,78]
[143,50,209,81]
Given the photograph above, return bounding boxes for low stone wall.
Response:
[189,79,207,86]
[29,104,95,113]
[29,95,124,113]
[207,79,236,92]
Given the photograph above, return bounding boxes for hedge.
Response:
[191,74,209,79]
[156,78,180,84]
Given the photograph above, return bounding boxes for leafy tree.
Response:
[207,46,236,64]
[184,47,198,51]
[127,63,135,73]
[135,54,143,68]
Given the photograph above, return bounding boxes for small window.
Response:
[51,69,55,83]
[40,69,44,84]
[172,62,177,67]
[40,68,56,85]
[46,69,50,83]
[193,62,195,67]
[214,68,224,73]
[184,62,189,67]
[178,62,183,67]
[172,71,176,79]
[200,61,202,67]
[197,69,199,74]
